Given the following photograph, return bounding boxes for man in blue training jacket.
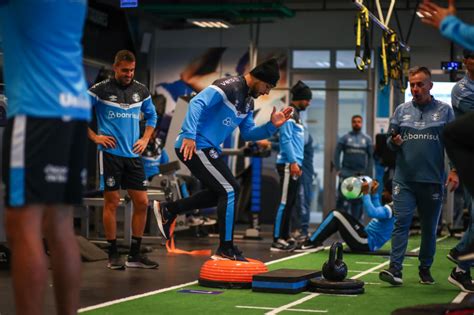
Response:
[88,50,159,270]
[379,66,458,286]
[296,180,394,253]
[334,115,373,220]
[155,59,293,261]
[271,81,311,252]
[1,1,90,313]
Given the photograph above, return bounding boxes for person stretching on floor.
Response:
[297,180,395,253]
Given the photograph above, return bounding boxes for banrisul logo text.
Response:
[107,110,139,120]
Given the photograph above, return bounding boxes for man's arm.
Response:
[87,127,116,148]
[134,96,159,154]
[366,136,374,176]
[362,194,392,219]
[333,138,344,173]
[419,0,474,51]
[180,86,223,161]
[239,107,293,141]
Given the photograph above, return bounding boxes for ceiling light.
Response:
[188,19,233,29]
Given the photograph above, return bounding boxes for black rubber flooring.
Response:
[0,224,301,315]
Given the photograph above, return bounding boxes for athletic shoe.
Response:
[448,247,474,263]
[107,253,125,270]
[187,215,204,226]
[155,203,176,240]
[448,268,474,293]
[447,248,462,264]
[294,240,324,252]
[419,267,435,284]
[126,254,159,269]
[202,216,217,226]
[270,239,297,252]
[379,267,403,285]
[211,245,248,262]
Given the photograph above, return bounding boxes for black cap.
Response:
[250,58,280,86]
[463,49,474,59]
[291,80,312,101]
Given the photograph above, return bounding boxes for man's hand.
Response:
[446,170,460,192]
[94,135,116,149]
[180,138,197,161]
[271,106,294,128]
[361,182,370,195]
[257,139,272,150]
[290,163,302,178]
[418,0,456,29]
[392,134,403,146]
[370,180,380,195]
[133,137,150,154]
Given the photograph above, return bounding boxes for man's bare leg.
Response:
[103,191,121,240]
[43,206,81,315]
[5,206,47,315]
[128,189,148,237]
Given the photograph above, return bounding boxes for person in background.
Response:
[270,81,311,252]
[88,50,159,270]
[379,66,458,286]
[297,180,395,253]
[334,115,373,220]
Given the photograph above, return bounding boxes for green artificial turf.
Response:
[82,236,462,315]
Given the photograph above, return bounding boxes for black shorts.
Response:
[99,151,146,191]
[1,116,88,207]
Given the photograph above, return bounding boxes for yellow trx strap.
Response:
[354,7,371,71]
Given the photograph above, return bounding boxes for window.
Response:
[292,50,330,69]
[336,50,374,69]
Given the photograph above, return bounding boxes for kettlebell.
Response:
[322,242,348,282]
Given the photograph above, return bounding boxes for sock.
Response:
[129,236,142,256]
[107,239,118,256]
[456,266,467,273]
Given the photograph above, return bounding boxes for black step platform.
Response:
[252,269,321,294]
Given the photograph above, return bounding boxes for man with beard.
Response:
[333,115,373,220]
[155,59,293,261]
[379,66,458,286]
[270,81,311,252]
[88,50,159,270]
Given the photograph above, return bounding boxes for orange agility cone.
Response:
[198,258,268,289]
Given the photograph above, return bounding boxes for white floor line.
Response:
[265,293,321,315]
[266,235,451,314]
[78,281,198,313]
[348,270,380,274]
[355,262,412,266]
[452,292,468,304]
[265,246,331,266]
[236,306,328,313]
